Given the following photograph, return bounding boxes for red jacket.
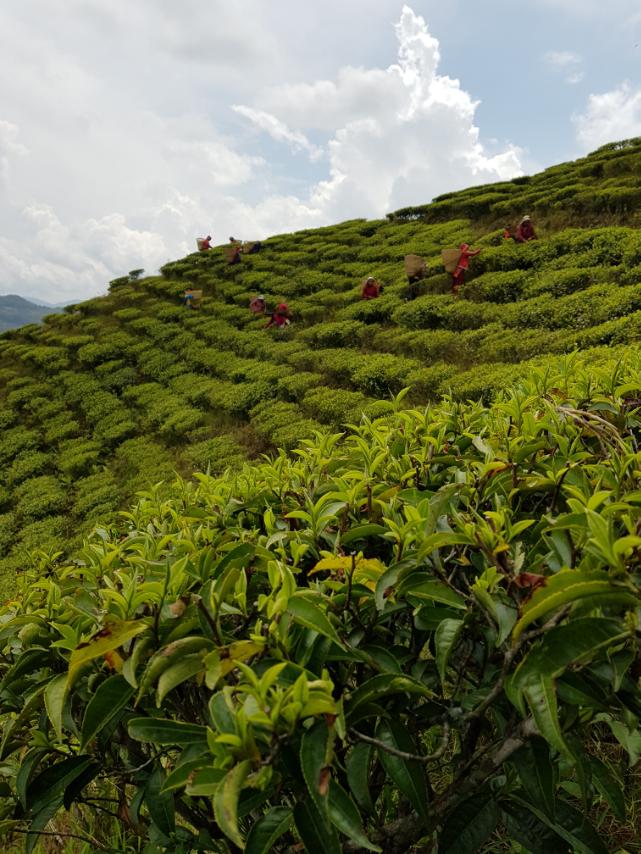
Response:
[362,282,379,299]
[516,221,536,241]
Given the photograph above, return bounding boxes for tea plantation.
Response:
[1,138,641,852]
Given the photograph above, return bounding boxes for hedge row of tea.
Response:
[2,356,641,853]
[2,140,641,594]
[390,137,641,225]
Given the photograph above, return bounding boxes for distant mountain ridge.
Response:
[0,294,62,332]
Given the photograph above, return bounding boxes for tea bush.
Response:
[3,140,641,849]
[14,475,68,522]
[4,450,53,486]
[2,359,641,853]
[301,386,372,426]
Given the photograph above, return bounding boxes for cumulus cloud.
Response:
[574,82,641,149]
[232,106,323,161]
[0,205,169,303]
[235,5,522,224]
[0,2,521,302]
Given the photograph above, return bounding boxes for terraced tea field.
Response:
[1,138,641,591]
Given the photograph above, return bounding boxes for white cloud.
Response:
[543,51,585,85]
[232,106,323,161]
[234,5,522,224]
[0,2,522,303]
[544,51,582,68]
[566,71,585,85]
[0,205,169,303]
[574,82,641,149]
[0,121,27,189]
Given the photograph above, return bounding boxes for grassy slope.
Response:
[1,136,641,592]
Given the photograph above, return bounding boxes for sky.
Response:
[1,1,641,303]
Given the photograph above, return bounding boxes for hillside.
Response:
[2,137,641,853]
[0,295,60,333]
[1,137,641,594]
[3,357,641,853]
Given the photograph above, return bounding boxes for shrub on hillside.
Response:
[92,413,136,446]
[44,415,82,445]
[277,372,323,402]
[250,400,324,449]
[2,365,640,852]
[181,435,246,473]
[0,427,40,467]
[14,475,68,522]
[301,386,372,426]
[71,472,120,521]
[57,438,102,478]
[114,437,176,486]
[12,513,67,557]
[463,269,531,303]
[298,320,366,349]
[5,450,53,486]
[391,295,450,329]
[350,352,421,397]
[336,293,397,324]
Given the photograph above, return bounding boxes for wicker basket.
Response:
[404,255,425,276]
[441,248,461,273]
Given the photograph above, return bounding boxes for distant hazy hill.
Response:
[0,294,60,332]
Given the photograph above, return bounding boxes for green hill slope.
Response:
[1,137,641,592]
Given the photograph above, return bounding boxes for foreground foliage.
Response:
[1,356,641,852]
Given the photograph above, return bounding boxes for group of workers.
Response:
[188,214,538,324]
[249,295,291,327]
[448,215,537,295]
[502,215,537,244]
[197,235,262,263]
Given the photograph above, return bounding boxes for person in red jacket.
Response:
[515,216,537,243]
[266,303,291,328]
[198,235,212,251]
[451,243,481,295]
[361,277,381,300]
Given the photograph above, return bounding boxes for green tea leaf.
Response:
[398,577,467,609]
[213,760,250,849]
[300,721,331,816]
[511,738,556,819]
[589,756,625,820]
[440,791,499,854]
[328,780,381,851]
[68,618,148,685]
[510,794,608,854]
[293,798,341,854]
[128,717,208,745]
[512,570,637,640]
[156,652,206,706]
[346,743,374,815]
[145,765,175,837]
[523,674,569,756]
[375,720,429,824]
[287,594,343,646]
[435,618,463,685]
[44,674,67,741]
[81,675,134,750]
[245,806,293,854]
[346,674,434,723]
